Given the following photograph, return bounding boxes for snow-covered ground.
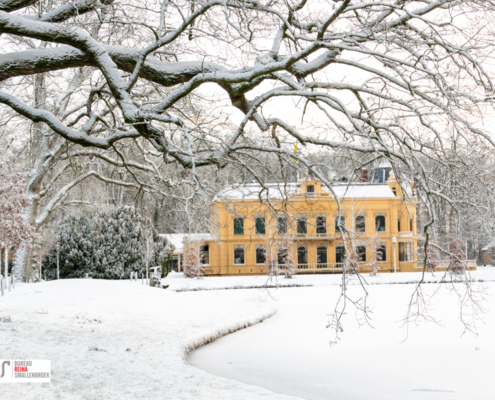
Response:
[2,269,494,399]
[0,279,294,399]
[163,266,495,291]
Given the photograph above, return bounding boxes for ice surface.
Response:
[190,280,495,400]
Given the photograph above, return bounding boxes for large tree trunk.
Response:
[14,72,46,282]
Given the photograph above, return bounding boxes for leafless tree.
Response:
[2,0,495,339]
[0,157,37,281]
[183,238,205,278]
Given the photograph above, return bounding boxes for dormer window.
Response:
[307,185,314,193]
[372,168,392,183]
[392,187,397,196]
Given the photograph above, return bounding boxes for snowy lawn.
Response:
[189,279,495,400]
[163,266,495,291]
[2,270,495,400]
[0,279,297,400]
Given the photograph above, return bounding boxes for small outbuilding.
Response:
[481,239,495,266]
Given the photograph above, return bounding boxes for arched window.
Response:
[355,215,365,233]
[356,246,366,262]
[255,245,266,264]
[376,245,387,261]
[278,249,288,266]
[233,245,245,264]
[392,187,397,196]
[375,215,386,232]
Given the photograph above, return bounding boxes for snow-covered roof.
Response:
[217,182,300,201]
[482,239,495,251]
[159,233,215,253]
[330,184,395,198]
[216,182,409,200]
[187,233,217,242]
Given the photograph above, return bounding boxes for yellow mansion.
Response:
[168,164,474,276]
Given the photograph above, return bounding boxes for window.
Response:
[372,169,384,183]
[255,217,266,234]
[256,245,266,264]
[376,245,386,261]
[277,216,287,234]
[335,215,345,233]
[234,245,245,264]
[392,187,397,196]
[307,185,314,193]
[398,218,401,232]
[171,256,179,271]
[399,242,413,262]
[278,249,288,266]
[356,246,366,262]
[316,215,327,234]
[297,218,307,234]
[372,168,391,183]
[335,246,344,263]
[355,215,365,233]
[375,215,386,232]
[233,217,244,235]
[410,218,413,232]
[297,246,308,264]
[317,246,328,264]
[200,245,209,265]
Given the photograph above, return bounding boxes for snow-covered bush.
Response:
[43,207,173,280]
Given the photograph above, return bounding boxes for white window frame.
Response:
[233,245,245,265]
[255,244,267,265]
[376,243,387,262]
[399,241,413,262]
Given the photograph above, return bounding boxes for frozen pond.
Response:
[188,284,495,400]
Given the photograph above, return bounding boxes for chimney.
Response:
[361,169,368,183]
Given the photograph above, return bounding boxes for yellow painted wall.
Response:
[184,178,425,276]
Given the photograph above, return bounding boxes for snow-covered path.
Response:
[189,283,495,400]
[0,279,298,400]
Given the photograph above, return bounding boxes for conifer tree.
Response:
[43,207,173,280]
